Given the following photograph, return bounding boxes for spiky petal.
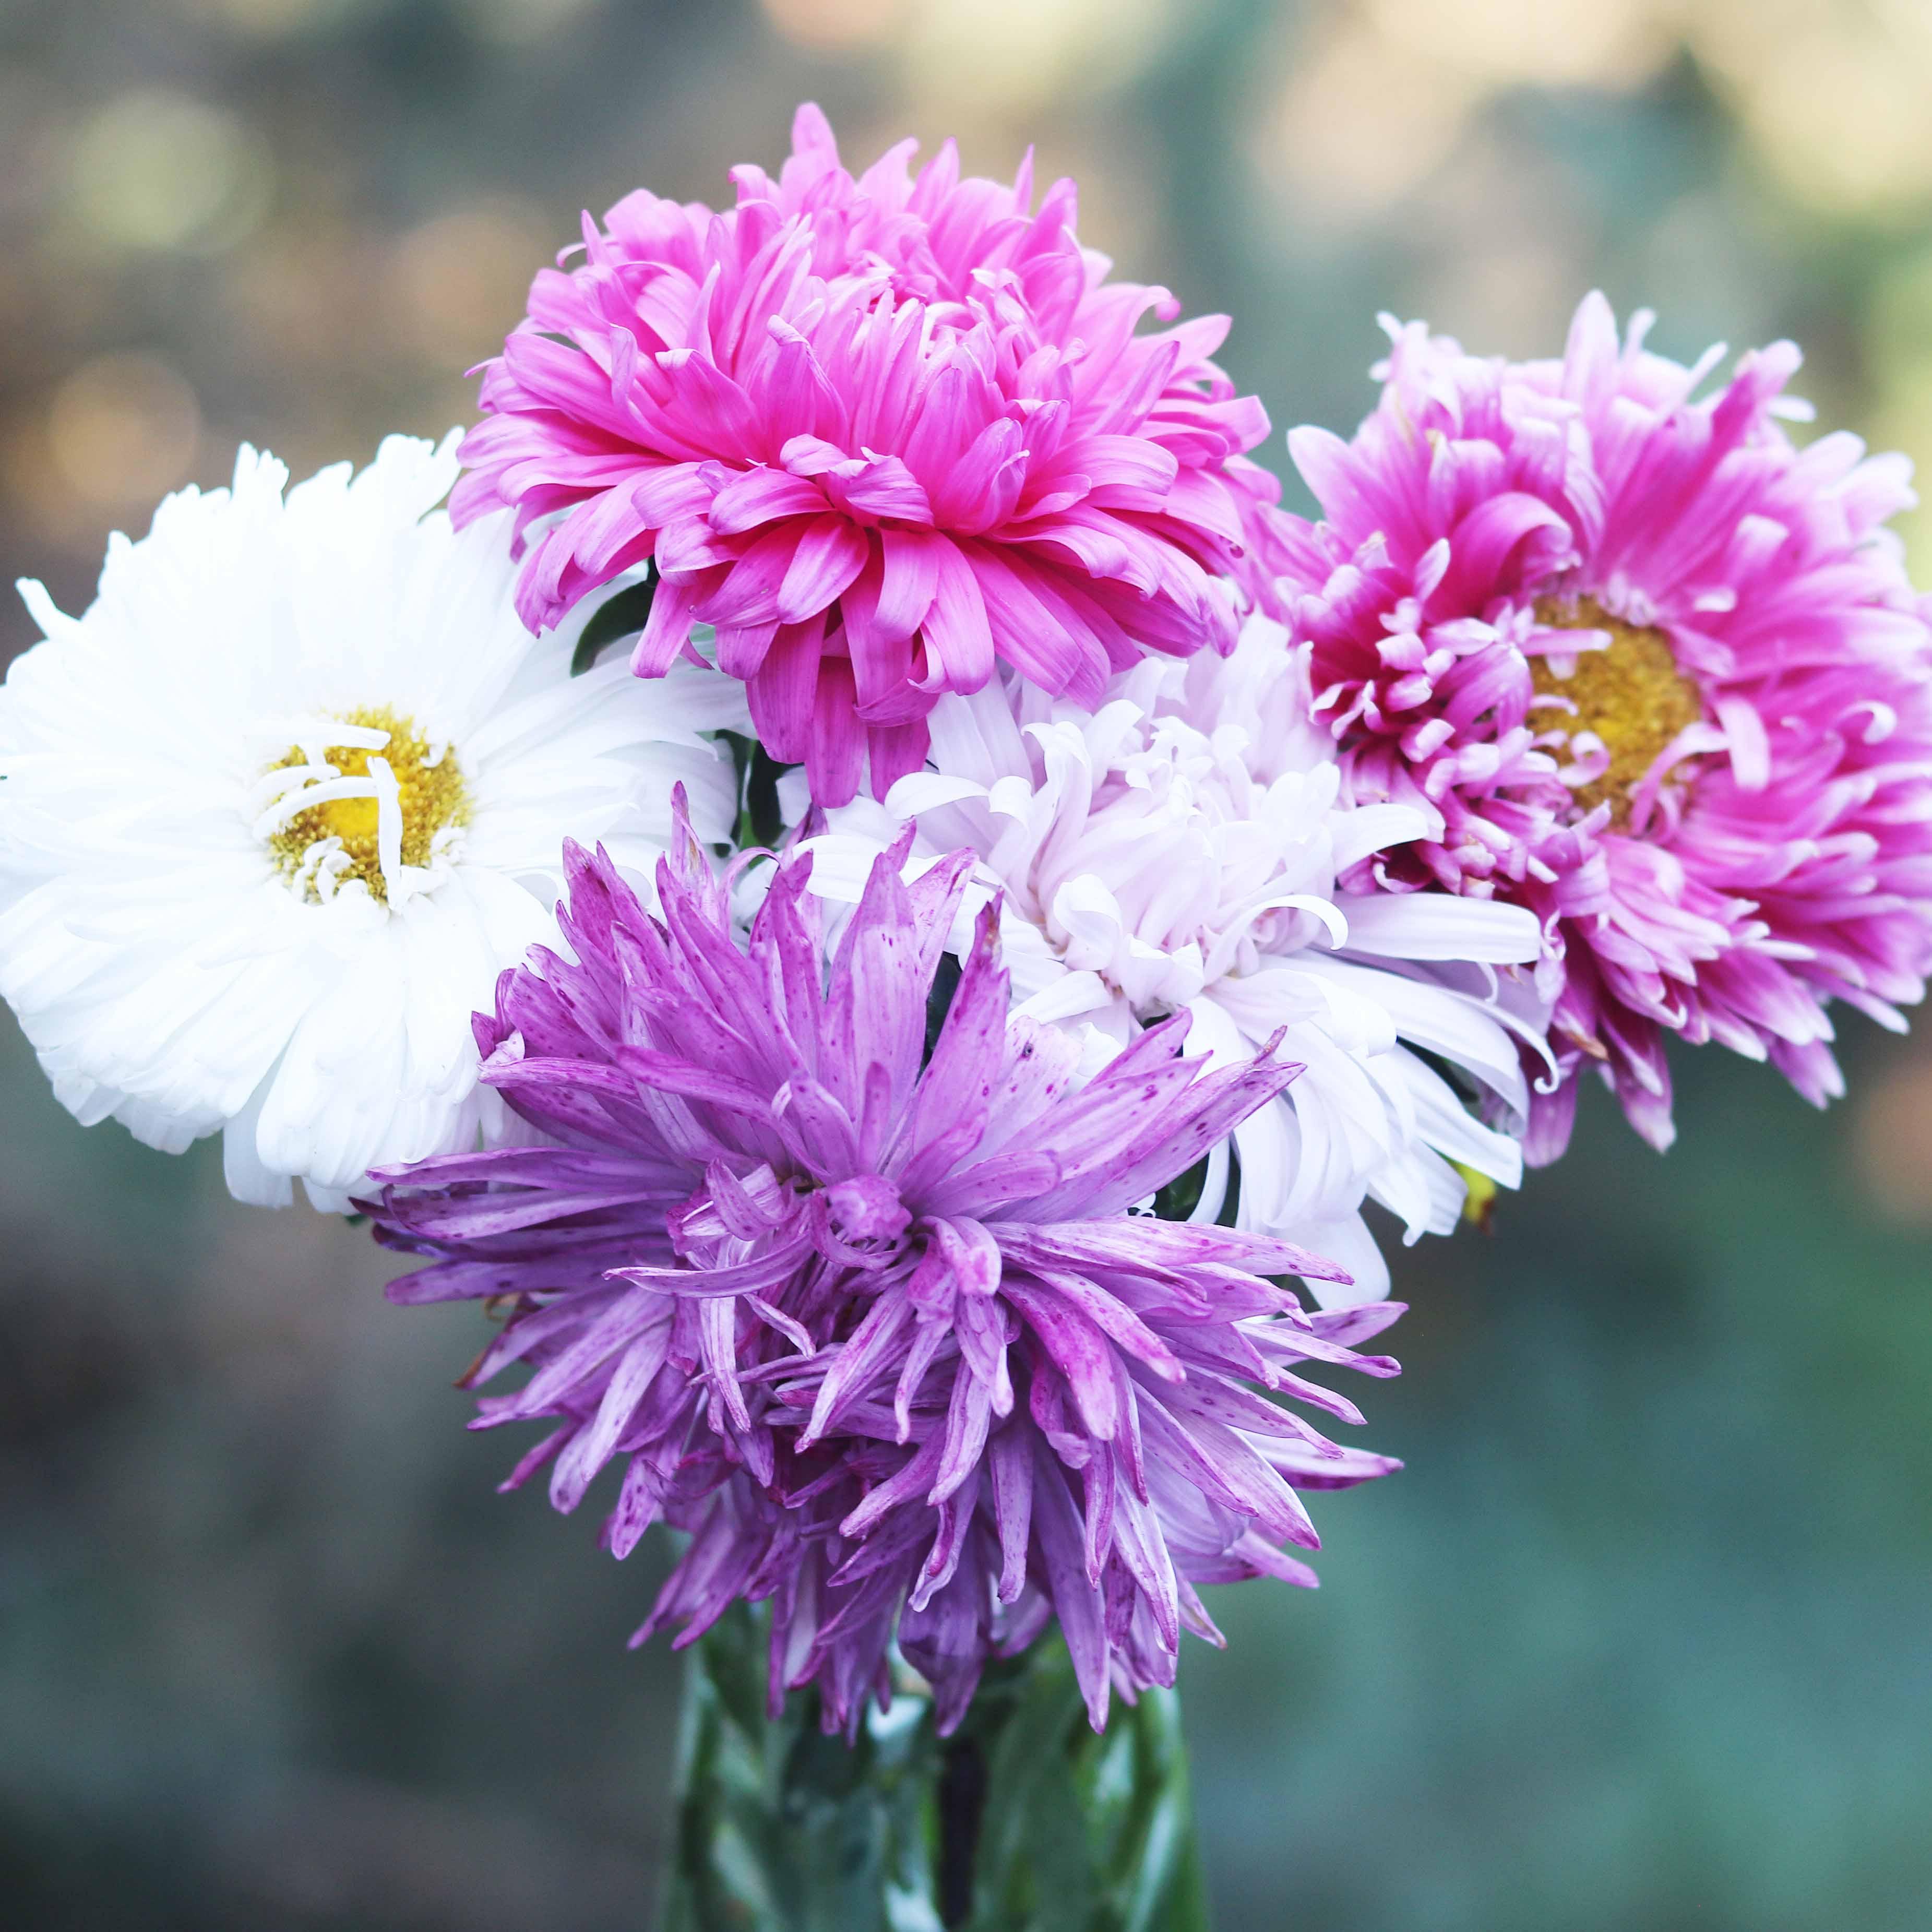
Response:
[371,813,1401,1735]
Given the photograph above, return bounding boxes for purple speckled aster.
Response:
[369,806,1402,1736]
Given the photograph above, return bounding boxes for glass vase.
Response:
[662,1603,1211,1932]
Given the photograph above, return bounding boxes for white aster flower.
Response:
[806,616,1551,1302]
[0,434,747,1210]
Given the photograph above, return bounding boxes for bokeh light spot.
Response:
[1368,0,1676,90]
[903,0,1181,115]
[1696,0,1932,219]
[46,354,202,511]
[1268,20,1476,218]
[761,0,907,49]
[387,199,553,369]
[1854,1054,1932,1224]
[67,89,272,255]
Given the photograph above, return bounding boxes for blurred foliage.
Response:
[1189,1020,1932,1932]
[2,2,1932,1929]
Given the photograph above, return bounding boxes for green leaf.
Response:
[744,741,793,851]
[715,731,798,854]
[923,951,964,1065]
[571,569,658,676]
[1149,1158,1208,1224]
[1149,1151,1241,1230]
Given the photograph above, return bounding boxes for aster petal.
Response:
[373,824,1400,1736]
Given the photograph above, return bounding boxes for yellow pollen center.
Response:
[1529,596,1705,827]
[265,706,469,904]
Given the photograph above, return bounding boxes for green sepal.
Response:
[716,731,797,854]
[1149,1152,1241,1230]
[571,568,659,676]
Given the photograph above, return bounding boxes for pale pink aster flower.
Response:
[1249,293,1932,1156]
[806,616,1548,1302]
[371,814,1400,1735]
[454,103,1276,807]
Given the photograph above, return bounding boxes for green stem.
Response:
[661,1605,1212,1932]
[937,1730,989,1926]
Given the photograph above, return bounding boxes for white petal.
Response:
[1389,1047,1524,1187]
[1284,1211,1392,1309]
[1328,801,1434,873]
[0,436,715,1210]
[796,833,893,905]
[1292,953,1531,1113]
[1335,890,1543,962]
[224,1076,295,1209]
[1012,969,1115,1026]
[884,771,990,816]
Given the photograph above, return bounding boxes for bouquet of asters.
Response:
[4,105,1927,1931]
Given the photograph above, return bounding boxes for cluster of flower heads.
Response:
[2,105,1929,1736]
[1247,293,1932,1156]
[371,817,1402,1733]
[807,616,1547,1302]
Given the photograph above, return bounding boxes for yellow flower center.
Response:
[263,706,470,904]
[1529,595,1705,826]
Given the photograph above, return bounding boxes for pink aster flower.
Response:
[1249,293,1932,1156]
[454,103,1276,807]
[370,812,1400,1736]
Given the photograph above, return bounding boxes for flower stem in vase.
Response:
[663,1604,1211,1931]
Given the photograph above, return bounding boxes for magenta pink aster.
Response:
[369,812,1400,1736]
[1249,293,1932,1156]
[452,103,1277,807]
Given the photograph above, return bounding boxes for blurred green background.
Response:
[3,2,1932,1927]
